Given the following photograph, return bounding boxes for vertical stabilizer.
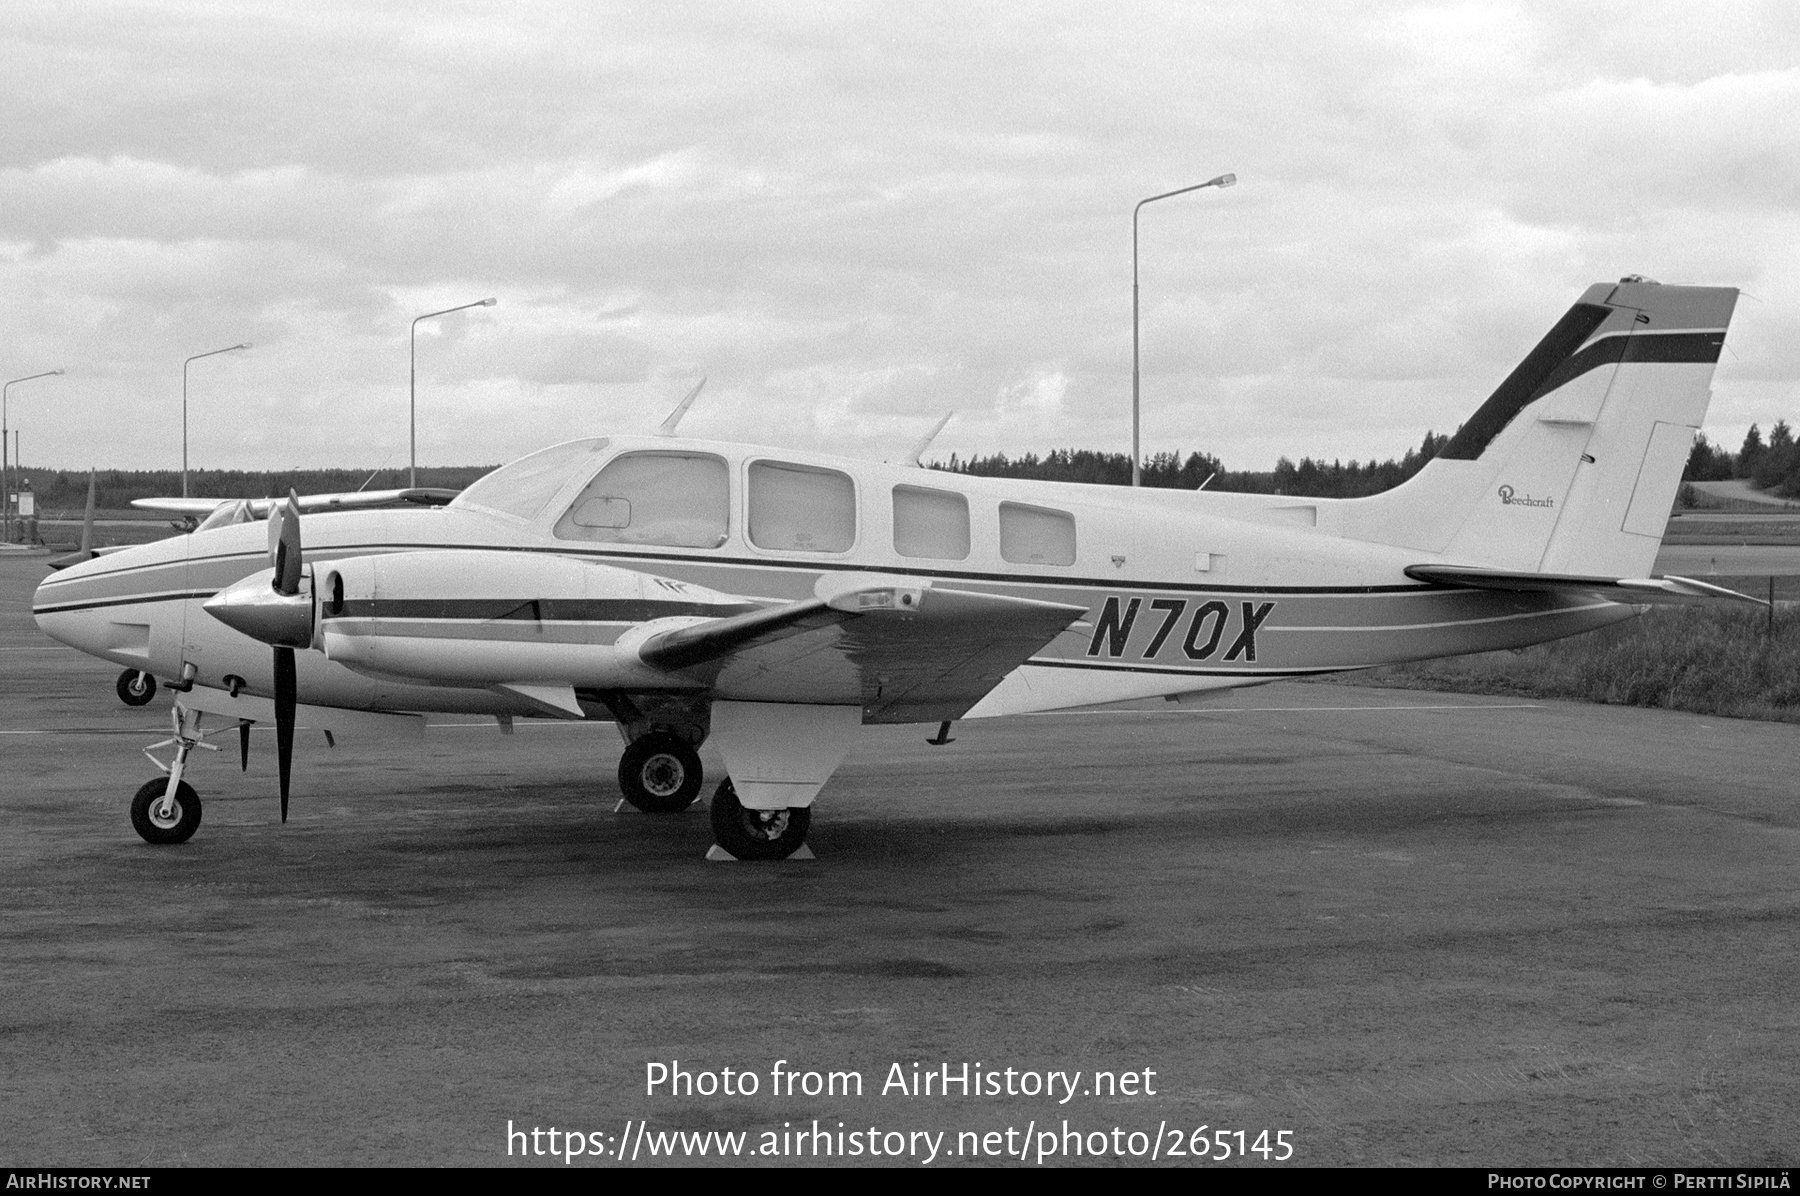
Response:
[1341,280,1737,577]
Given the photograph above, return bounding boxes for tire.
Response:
[117,670,157,707]
[617,733,703,813]
[130,779,202,845]
[709,778,810,860]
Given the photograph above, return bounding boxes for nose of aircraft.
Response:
[32,552,128,657]
[203,570,314,648]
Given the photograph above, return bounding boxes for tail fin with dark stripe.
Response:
[1341,278,1738,578]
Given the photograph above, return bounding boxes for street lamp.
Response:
[4,370,63,543]
[411,298,496,488]
[1132,172,1236,486]
[183,343,251,498]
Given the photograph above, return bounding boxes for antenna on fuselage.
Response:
[899,411,955,468]
[656,377,707,436]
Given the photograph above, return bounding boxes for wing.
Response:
[132,488,458,518]
[639,574,1088,722]
[1406,564,1768,607]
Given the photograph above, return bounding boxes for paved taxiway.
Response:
[2,555,1797,1167]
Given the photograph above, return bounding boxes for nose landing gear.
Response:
[116,669,157,707]
[130,778,201,845]
[130,704,245,845]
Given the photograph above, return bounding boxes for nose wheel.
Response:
[709,778,810,860]
[117,669,157,706]
[617,732,704,813]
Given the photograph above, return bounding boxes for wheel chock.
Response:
[705,843,815,861]
[613,799,635,814]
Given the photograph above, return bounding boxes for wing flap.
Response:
[1406,564,1768,607]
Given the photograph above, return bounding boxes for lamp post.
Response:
[411,298,496,488]
[1132,172,1235,486]
[4,370,62,543]
[182,343,251,498]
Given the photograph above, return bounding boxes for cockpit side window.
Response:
[747,461,856,553]
[892,484,970,560]
[553,451,729,548]
[998,501,1077,565]
[453,438,610,522]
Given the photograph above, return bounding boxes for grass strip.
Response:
[1320,603,1800,724]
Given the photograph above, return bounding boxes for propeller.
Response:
[203,491,310,821]
[266,491,303,820]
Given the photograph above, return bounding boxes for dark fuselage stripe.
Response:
[331,598,762,621]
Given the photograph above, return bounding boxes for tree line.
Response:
[1683,424,1800,497]
[933,431,1453,498]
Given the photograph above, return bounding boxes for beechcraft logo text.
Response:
[1497,484,1555,508]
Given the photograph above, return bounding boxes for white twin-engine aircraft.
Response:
[35,279,1753,859]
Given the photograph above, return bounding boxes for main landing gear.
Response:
[117,669,157,707]
[614,727,812,858]
[709,779,810,861]
[616,732,704,813]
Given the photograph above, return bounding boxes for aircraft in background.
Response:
[34,279,1756,859]
[49,481,460,704]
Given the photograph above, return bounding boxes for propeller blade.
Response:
[270,490,303,597]
[274,646,296,821]
[239,721,251,771]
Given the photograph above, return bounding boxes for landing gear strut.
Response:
[117,669,157,707]
[617,732,703,813]
[709,778,810,860]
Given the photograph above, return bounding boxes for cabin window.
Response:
[747,461,856,553]
[998,501,1076,565]
[553,451,729,548]
[892,485,970,560]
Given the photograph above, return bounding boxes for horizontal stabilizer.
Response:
[1405,564,1768,607]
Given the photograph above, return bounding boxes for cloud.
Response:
[0,1,1794,472]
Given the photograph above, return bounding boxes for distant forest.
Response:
[10,420,1796,513]
[939,423,1800,500]
[1683,423,1800,497]
[933,431,1454,498]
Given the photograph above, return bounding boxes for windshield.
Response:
[451,438,610,522]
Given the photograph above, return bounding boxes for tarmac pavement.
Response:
[1,555,1797,1167]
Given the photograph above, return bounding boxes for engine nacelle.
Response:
[315,550,759,689]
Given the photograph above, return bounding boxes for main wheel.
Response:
[710,778,810,860]
[130,779,202,845]
[617,733,704,813]
[117,670,157,707]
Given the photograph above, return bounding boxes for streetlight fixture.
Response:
[411,298,496,488]
[4,370,63,543]
[1132,172,1236,486]
[183,343,251,498]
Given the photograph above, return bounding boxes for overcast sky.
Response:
[2,1,1796,477]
